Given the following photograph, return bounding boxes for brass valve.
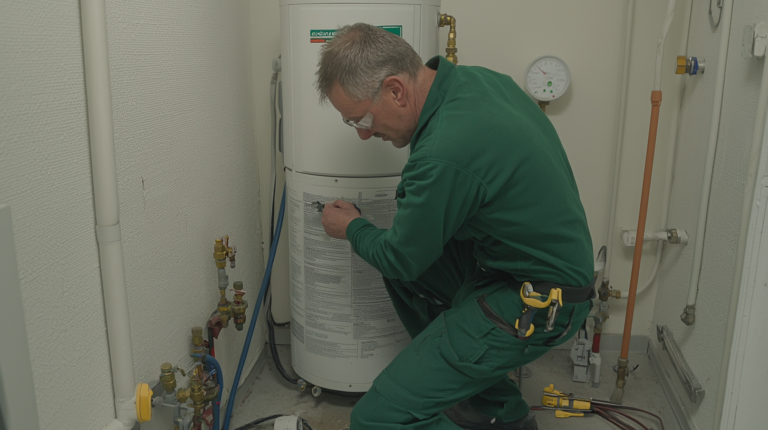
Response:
[160,362,177,394]
[218,291,232,329]
[231,281,249,331]
[176,364,208,417]
[439,13,457,65]
[213,236,237,269]
[190,327,205,358]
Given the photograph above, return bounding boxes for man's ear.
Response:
[381,76,407,107]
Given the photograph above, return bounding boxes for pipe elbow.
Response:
[102,395,137,430]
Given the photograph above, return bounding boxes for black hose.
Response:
[267,301,299,386]
[232,414,284,430]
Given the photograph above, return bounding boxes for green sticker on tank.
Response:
[310,25,402,43]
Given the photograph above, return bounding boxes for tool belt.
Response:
[478,264,597,303]
[476,265,597,343]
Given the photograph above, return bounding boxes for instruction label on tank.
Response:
[288,184,409,361]
[310,25,402,43]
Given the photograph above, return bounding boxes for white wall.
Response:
[1,1,114,428]
[252,0,689,336]
[652,0,768,428]
[1,1,266,429]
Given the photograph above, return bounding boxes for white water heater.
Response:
[280,0,441,392]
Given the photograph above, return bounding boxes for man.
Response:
[316,23,594,430]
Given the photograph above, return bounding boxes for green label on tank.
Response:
[310,25,402,43]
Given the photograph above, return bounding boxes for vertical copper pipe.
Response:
[620,90,662,359]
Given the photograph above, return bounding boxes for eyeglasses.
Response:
[343,111,374,130]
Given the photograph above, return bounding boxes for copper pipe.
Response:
[620,90,662,359]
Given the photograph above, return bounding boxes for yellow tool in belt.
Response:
[514,282,563,340]
[542,384,591,410]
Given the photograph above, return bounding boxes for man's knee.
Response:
[350,389,398,429]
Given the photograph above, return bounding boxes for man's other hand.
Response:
[321,200,362,240]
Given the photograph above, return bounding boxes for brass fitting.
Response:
[681,305,696,326]
[203,384,219,402]
[213,236,236,269]
[231,281,249,331]
[615,357,629,388]
[189,377,206,417]
[218,291,232,328]
[214,239,227,269]
[190,327,205,358]
[176,365,208,417]
[439,14,457,65]
[160,362,177,394]
[597,279,611,301]
[176,387,189,404]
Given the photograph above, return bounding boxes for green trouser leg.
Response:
[352,240,591,430]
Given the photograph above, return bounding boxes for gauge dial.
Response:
[525,56,571,102]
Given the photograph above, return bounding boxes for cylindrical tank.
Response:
[280,0,441,391]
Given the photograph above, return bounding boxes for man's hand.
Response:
[321,200,362,240]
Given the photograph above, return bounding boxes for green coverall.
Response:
[346,56,594,429]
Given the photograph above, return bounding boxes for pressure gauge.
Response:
[525,56,571,102]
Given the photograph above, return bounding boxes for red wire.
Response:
[609,405,665,430]
[597,406,650,430]
[594,408,637,430]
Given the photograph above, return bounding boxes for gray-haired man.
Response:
[317,23,595,430]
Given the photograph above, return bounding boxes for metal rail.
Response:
[657,325,705,403]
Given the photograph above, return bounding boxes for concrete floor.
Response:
[230,344,678,430]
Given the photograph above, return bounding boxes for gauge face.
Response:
[525,56,571,102]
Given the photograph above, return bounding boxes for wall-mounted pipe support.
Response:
[439,14,457,65]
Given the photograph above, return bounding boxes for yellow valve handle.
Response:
[555,410,584,418]
[136,383,153,422]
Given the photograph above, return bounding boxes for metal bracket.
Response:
[656,325,705,403]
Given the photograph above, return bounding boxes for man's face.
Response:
[327,82,415,149]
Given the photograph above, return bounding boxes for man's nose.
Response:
[356,128,374,140]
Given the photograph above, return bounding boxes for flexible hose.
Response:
[190,353,223,430]
[222,186,287,430]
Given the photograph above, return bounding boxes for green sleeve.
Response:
[346,160,486,281]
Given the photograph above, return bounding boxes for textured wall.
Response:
[253,0,689,336]
[106,1,266,429]
[652,0,768,428]
[0,1,115,428]
[1,1,265,429]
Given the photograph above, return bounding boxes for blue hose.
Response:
[190,353,223,430]
[221,186,287,430]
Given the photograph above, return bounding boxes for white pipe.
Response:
[616,0,693,300]
[685,0,734,311]
[603,0,635,281]
[717,44,768,430]
[80,1,137,429]
[654,0,677,92]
